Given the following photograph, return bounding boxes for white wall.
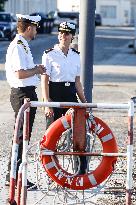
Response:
[5,0,57,15]
[96,0,131,26]
[57,0,80,11]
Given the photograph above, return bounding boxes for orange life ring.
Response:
[40,114,118,190]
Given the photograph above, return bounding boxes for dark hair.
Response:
[17,21,32,33]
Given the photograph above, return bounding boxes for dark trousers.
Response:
[47,82,87,173]
[7,86,38,180]
[49,82,78,120]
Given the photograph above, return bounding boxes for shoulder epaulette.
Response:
[17,40,28,54]
[45,48,54,54]
[71,48,80,54]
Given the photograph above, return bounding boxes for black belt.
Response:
[49,81,75,87]
[11,86,36,90]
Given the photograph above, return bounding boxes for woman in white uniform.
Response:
[41,22,87,174]
[41,22,87,120]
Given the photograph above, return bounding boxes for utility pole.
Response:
[79,0,96,102]
[133,1,136,52]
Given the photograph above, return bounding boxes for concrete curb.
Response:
[0,64,5,70]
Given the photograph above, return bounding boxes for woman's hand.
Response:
[44,107,54,118]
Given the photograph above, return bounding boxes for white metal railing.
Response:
[8,100,134,205]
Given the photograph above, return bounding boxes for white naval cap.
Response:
[16,14,41,26]
[58,22,76,35]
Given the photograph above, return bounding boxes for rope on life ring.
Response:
[40,114,118,190]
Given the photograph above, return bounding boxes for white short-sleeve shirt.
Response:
[42,44,80,82]
[5,34,40,88]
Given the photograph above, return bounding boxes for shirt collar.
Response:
[54,44,72,56]
[16,34,29,48]
[54,44,62,52]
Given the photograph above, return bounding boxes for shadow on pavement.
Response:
[94,73,136,83]
[0,70,6,80]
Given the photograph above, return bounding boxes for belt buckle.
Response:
[65,82,70,87]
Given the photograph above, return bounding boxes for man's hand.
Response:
[15,65,45,79]
[35,64,45,75]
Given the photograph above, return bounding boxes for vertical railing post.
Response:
[126,100,134,205]
[8,101,30,204]
[73,108,86,151]
[9,142,19,204]
[21,99,30,205]
[16,164,23,205]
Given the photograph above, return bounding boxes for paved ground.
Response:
[0,28,136,204]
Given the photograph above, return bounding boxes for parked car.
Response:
[95,13,102,26]
[48,11,79,28]
[48,11,102,28]
[30,12,54,34]
[0,12,17,40]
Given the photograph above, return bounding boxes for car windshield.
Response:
[30,13,47,18]
[58,12,79,19]
[0,14,11,22]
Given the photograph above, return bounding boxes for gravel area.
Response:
[0,63,136,203]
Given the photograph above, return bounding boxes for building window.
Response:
[100,5,116,19]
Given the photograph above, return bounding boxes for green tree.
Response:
[0,0,7,11]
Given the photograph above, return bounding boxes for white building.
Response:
[4,0,57,15]
[4,0,134,26]
[130,0,136,25]
[57,0,80,12]
[96,0,131,26]
[57,0,133,26]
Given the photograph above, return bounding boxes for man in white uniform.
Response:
[5,14,45,188]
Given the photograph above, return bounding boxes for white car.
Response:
[48,11,79,28]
